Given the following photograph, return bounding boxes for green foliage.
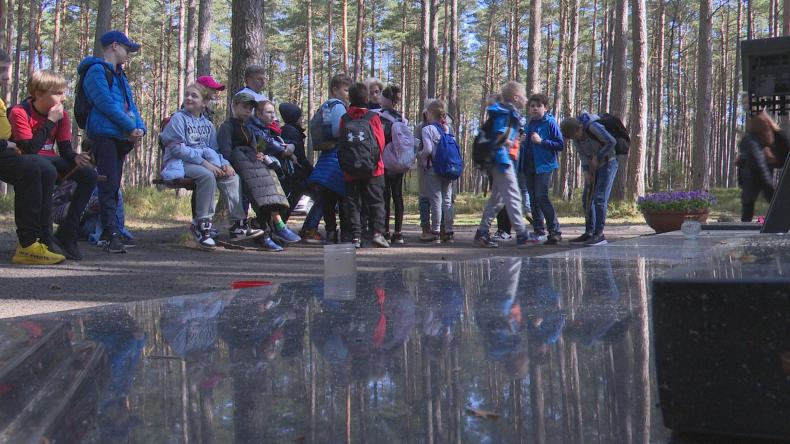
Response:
[122,187,193,220]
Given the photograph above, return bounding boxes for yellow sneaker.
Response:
[12,240,66,265]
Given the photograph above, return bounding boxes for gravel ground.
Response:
[0,219,652,318]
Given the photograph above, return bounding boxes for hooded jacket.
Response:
[77,56,146,139]
[486,102,524,169]
[279,102,312,177]
[576,113,616,172]
[159,109,228,180]
[518,112,564,174]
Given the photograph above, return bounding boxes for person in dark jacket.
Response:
[738,112,783,222]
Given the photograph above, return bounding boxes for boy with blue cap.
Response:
[76,30,146,254]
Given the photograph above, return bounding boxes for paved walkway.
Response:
[0,222,653,318]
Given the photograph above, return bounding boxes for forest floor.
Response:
[0,216,653,318]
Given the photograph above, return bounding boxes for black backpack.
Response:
[588,113,630,156]
[337,111,379,177]
[74,62,114,129]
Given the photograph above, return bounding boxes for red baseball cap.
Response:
[196,75,225,91]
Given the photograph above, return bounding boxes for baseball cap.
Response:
[100,30,141,52]
[233,92,257,106]
[196,75,225,91]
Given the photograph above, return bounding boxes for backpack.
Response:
[378,111,416,174]
[337,111,380,177]
[430,123,464,180]
[588,113,630,156]
[310,99,343,151]
[472,117,513,168]
[74,62,114,130]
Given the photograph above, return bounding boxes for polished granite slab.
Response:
[0,231,786,443]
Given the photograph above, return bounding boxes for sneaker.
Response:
[569,233,593,243]
[371,233,390,248]
[12,240,65,265]
[352,238,362,249]
[229,219,265,241]
[256,236,284,252]
[545,233,562,245]
[121,236,137,248]
[420,229,438,243]
[474,230,498,248]
[517,232,541,247]
[383,232,391,241]
[272,226,301,244]
[190,220,216,250]
[441,231,455,244]
[52,229,82,260]
[585,234,608,246]
[492,230,512,242]
[390,232,405,245]
[299,228,325,244]
[98,233,128,253]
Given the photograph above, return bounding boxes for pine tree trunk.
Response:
[51,0,62,69]
[327,0,333,79]
[427,0,438,99]
[559,0,579,200]
[441,0,448,99]
[353,0,364,80]
[229,0,265,107]
[420,0,429,113]
[164,6,173,116]
[369,0,375,77]
[448,0,459,123]
[11,0,22,104]
[588,0,598,111]
[197,0,213,76]
[93,0,112,56]
[625,0,647,201]
[124,0,130,35]
[526,0,542,94]
[185,0,197,85]
[177,0,186,103]
[342,0,348,73]
[26,0,37,76]
[551,0,567,117]
[1,0,13,103]
[692,0,712,190]
[306,0,315,161]
[608,0,628,118]
[651,1,665,192]
[479,5,496,124]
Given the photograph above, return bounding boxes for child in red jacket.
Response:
[338,82,387,248]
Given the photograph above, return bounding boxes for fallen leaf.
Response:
[465,406,500,420]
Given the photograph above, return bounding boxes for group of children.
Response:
[0,29,628,265]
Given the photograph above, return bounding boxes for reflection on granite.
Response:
[0,231,785,443]
[653,236,790,440]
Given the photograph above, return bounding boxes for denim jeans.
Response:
[522,168,560,235]
[302,197,324,230]
[92,136,128,236]
[582,158,619,236]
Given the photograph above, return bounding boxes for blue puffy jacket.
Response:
[77,57,146,139]
[308,149,345,195]
[486,102,523,170]
[518,113,564,174]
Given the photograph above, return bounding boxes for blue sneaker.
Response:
[517,231,541,247]
[257,236,284,252]
[272,226,301,244]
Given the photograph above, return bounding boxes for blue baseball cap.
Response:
[100,30,141,52]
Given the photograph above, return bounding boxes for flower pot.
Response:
[642,211,709,234]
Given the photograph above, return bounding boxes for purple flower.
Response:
[637,190,716,213]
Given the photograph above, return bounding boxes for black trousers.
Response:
[343,175,385,240]
[383,173,405,233]
[46,157,97,235]
[0,150,57,246]
[320,187,346,234]
[496,209,512,234]
[740,169,775,222]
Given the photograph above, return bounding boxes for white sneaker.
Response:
[191,220,217,250]
[492,230,513,241]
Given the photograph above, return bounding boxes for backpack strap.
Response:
[361,111,377,122]
[12,99,63,135]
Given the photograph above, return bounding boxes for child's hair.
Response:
[528,93,549,107]
[426,99,447,121]
[560,117,583,140]
[27,69,66,97]
[244,65,266,80]
[186,83,211,102]
[501,81,526,103]
[746,111,780,147]
[329,73,353,93]
[0,49,10,63]
[348,82,369,106]
[382,85,401,103]
[364,77,384,92]
[257,100,275,112]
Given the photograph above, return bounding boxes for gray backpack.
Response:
[310,99,343,151]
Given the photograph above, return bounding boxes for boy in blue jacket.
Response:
[474,81,535,248]
[76,30,146,253]
[518,93,564,245]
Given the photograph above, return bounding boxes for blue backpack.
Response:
[430,124,464,180]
